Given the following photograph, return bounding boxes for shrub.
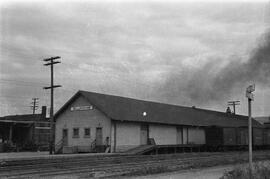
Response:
[221,161,270,179]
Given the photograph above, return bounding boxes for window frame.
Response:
[72,128,80,138]
[84,128,91,138]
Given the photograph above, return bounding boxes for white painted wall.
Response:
[149,124,177,145]
[116,122,140,144]
[55,95,111,148]
[114,122,140,152]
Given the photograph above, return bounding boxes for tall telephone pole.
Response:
[227,100,240,114]
[43,56,61,154]
[30,98,39,114]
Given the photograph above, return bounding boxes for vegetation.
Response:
[220,161,270,179]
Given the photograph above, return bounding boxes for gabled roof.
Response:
[54,90,263,128]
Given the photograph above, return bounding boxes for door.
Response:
[177,127,183,144]
[182,127,188,144]
[140,124,149,145]
[96,127,103,146]
[62,129,68,146]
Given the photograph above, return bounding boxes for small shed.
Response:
[0,106,50,152]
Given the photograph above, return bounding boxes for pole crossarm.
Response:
[227,100,240,114]
[228,101,240,104]
[43,85,62,89]
[43,56,61,61]
[44,61,61,66]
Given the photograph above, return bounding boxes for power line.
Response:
[0,80,77,93]
[0,104,32,107]
[0,81,44,88]
[0,95,39,99]
[0,79,47,85]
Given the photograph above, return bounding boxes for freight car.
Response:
[263,127,270,149]
[205,127,238,151]
[253,128,264,149]
[205,126,267,151]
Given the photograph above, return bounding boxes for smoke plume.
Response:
[162,30,270,105]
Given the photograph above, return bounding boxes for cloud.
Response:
[0,1,269,116]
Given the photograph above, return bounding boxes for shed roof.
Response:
[0,114,49,123]
[55,90,262,128]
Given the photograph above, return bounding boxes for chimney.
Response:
[41,106,47,119]
[226,106,232,114]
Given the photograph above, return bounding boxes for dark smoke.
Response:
[215,31,270,88]
[161,30,270,105]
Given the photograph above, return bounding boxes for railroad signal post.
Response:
[246,84,255,178]
[43,56,62,154]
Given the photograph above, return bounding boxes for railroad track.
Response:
[1,151,270,178]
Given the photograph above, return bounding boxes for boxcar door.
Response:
[62,129,68,146]
[140,124,149,145]
[96,127,103,146]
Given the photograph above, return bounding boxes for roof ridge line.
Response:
[79,90,245,116]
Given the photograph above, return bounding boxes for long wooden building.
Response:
[54,90,262,154]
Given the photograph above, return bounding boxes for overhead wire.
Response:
[1,49,155,116]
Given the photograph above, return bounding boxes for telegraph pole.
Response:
[43,56,61,154]
[31,98,39,114]
[227,100,240,114]
[246,84,255,178]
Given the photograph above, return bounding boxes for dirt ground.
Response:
[0,151,49,159]
[127,165,238,179]
[0,151,116,161]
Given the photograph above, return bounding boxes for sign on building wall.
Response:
[70,105,93,111]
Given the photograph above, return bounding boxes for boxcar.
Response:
[236,128,248,145]
[205,126,237,151]
[253,128,264,147]
[223,128,237,145]
[205,126,223,146]
[205,126,268,151]
[264,128,270,146]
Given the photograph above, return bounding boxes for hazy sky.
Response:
[0,0,270,117]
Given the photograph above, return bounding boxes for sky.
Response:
[0,0,270,117]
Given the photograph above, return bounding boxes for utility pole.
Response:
[30,98,39,114]
[246,84,255,178]
[43,56,61,154]
[227,100,240,114]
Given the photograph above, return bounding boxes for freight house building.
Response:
[54,90,260,154]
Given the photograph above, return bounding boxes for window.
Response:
[73,128,79,138]
[84,128,90,138]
